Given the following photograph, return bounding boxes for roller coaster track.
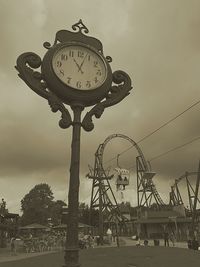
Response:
[170,171,200,211]
[96,133,164,207]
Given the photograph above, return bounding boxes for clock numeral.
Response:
[96,69,102,76]
[78,51,84,58]
[86,81,91,88]
[87,55,91,61]
[94,77,98,84]
[94,61,98,68]
[67,77,71,84]
[76,81,82,89]
[69,51,74,57]
[56,61,62,67]
[59,69,65,76]
[61,54,68,61]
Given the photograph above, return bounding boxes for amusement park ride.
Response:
[87,133,200,242]
[169,168,200,236]
[87,134,164,241]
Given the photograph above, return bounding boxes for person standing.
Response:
[106,228,112,244]
[10,237,16,255]
[112,228,117,242]
[164,231,169,247]
[169,232,175,246]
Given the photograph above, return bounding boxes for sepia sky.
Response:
[0,0,200,214]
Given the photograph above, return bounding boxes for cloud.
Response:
[0,0,200,213]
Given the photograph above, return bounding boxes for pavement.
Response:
[0,244,200,267]
[120,236,189,249]
[0,237,191,263]
[0,247,59,263]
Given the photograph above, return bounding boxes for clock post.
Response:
[15,20,132,267]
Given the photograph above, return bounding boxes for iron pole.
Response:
[64,105,83,267]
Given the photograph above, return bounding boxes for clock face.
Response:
[52,45,107,90]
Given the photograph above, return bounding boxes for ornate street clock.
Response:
[42,40,112,106]
[15,20,132,267]
[16,19,132,129]
[52,44,107,90]
[40,21,115,107]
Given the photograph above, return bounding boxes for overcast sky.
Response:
[0,0,199,214]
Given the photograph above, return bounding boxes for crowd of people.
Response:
[9,227,119,255]
[10,231,66,254]
[78,228,116,249]
[10,226,197,255]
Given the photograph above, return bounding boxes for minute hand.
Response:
[79,53,88,72]
[73,58,83,74]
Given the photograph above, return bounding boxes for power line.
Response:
[104,98,200,165]
[137,99,200,144]
[149,136,200,162]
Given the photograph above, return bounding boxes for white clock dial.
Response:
[52,45,107,90]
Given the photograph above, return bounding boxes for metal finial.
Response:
[72,19,89,34]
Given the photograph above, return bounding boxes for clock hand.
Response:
[79,53,88,72]
[73,58,84,74]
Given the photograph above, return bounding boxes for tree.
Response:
[50,200,67,226]
[0,198,8,216]
[20,183,54,226]
[78,203,90,225]
[78,203,99,226]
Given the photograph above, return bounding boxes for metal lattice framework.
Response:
[88,133,164,227]
[169,163,200,236]
[169,170,200,213]
[136,156,164,207]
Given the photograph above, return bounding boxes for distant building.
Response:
[133,204,192,240]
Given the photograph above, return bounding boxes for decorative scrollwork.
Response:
[104,70,132,108]
[106,56,112,63]
[82,70,132,132]
[82,103,105,131]
[72,19,89,34]
[43,41,52,50]
[15,52,49,100]
[48,92,72,129]
[15,52,72,129]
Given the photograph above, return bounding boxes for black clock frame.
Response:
[42,42,112,107]
[51,42,108,90]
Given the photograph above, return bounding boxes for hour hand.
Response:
[79,53,88,69]
[73,59,83,74]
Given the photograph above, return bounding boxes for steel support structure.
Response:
[136,156,164,208]
[88,133,164,242]
[88,144,126,243]
[191,162,200,235]
[169,170,200,213]
[169,182,184,206]
[169,164,200,239]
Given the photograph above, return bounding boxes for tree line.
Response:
[2,183,135,227]
[20,183,100,227]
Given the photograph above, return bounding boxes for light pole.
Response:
[16,20,132,267]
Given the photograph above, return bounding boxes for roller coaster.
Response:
[87,133,200,240]
[169,170,200,232]
[87,134,164,232]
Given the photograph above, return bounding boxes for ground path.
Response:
[0,237,199,267]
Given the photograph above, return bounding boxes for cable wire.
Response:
[104,99,200,165]
[137,99,200,144]
[149,136,200,162]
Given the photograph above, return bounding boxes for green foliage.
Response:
[20,183,54,226]
[51,199,66,225]
[20,183,68,226]
[78,202,90,224]
[0,198,8,215]
[78,202,99,226]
